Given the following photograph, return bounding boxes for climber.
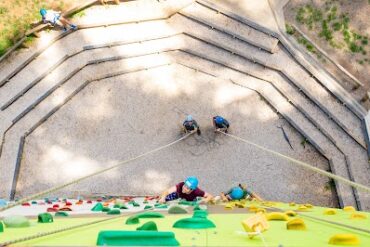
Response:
[212,115,230,133]
[183,115,201,135]
[220,184,262,202]
[40,8,77,31]
[158,176,213,203]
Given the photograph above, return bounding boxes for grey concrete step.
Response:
[179,2,279,53]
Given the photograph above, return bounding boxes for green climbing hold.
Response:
[107,209,121,215]
[173,217,216,229]
[193,205,201,211]
[155,204,168,209]
[193,210,208,218]
[126,212,165,225]
[3,215,30,228]
[168,206,188,214]
[128,201,135,205]
[38,213,53,223]
[102,207,111,212]
[133,202,140,207]
[114,203,124,209]
[120,205,129,210]
[91,202,104,212]
[144,205,153,210]
[96,231,179,246]
[0,221,4,233]
[178,200,197,206]
[126,216,140,225]
[55,212,69,217]
[136,221,158,231]
[31,201,37,205]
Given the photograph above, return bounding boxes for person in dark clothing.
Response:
[158,176,213,203]
[183,115,201,135]
[213,116,230,133]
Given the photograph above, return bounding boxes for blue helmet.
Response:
[40,8,47,16]
[184,176,198,190]
[186,115,193,121]
[230,187,244,200]
[215,116,224,124]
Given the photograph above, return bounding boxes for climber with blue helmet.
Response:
[40,8,77,31]
[212,115,230,133]
[183,115,201,135]
[158,176,213,203]
[220,184,262,202]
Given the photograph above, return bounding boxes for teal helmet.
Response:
[40,8,47,16]
[230,187,244,200]
[184,176,198,190]
[215,116,224,124]
[186,115,193,121]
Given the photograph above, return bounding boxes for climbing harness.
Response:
[217,130,370,193]
[0,132,193,212]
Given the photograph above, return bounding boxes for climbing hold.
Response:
[328,234,360,246]
[286,218,306,230]
[285,210,297,217]
[297,205,310,211]
[248,205,259,212]
[173,217,216,229]
[59,207,72,211]
[96,231,180,246]
[3,215,30,228]
[136,221,158,231]
[38,213,53,223]
[241,213,269,238]
[87,200,93,204]
[92,202,103,211]
[128,201,135,205]
[256,208,266,214]
[193,210,208,218]
[266,212,289,221]
[31,201,37,205]
[0,221,3,232]
[22,202,31,206]
[76,200,83,205]
[350,213,367,220]
[324,209,336,215]
[103,202,110,207]
[53,204,60,208]
[114,203,124,209]
[102,207,111,212]
[225,202,235,210]
[343,206,356,212]
[120,205,129,210]
[47,207,58,212]
[107,209,121,215]
[303,204,313,208]
[168,206,188,214]
[289,202,296,207]
[144,205,153,210]
[133,202,140,207]
[178,200,198,206]
[65,202,72,206]
[143,200,149,204]
[126,216,140,225]
[55,212,69,217]
[193,205,201,211]
[155,204,168,209]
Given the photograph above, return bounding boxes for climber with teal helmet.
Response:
[158,176,213,203]
[39,8,77,31]
[212,115,230,133]
[220,184,262,202]
[183,115,201,135]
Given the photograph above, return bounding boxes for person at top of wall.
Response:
[183,115,201,135]
[212,115,230,133]
[220,184,262,202]
[158,176,213,203]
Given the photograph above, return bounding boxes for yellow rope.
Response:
[218,131,370,193]
[0,133,193,212]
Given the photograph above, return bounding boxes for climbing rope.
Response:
[217,130,370,193]
[0,133,193,212]
[0,207,155,246]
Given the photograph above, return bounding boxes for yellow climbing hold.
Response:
[323,209,336,215]
[266,212,289,221]
[328,234,360,246]
[285,210,297,217]
[289,202,296,207]
[286,218,306,230]
[249,205,258,212]
[343,206,356,212]
[235,202,246,208]
[241,213,269,239]
[225,203,234,210]
[256,208,266,214]
[297,205,310,211]
[350,213,367,220]
[303,203,313,208]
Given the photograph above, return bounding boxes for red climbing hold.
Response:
[22,202,31,206]
[97,199,103,202]
[65,202,72,206]
[87,200,92,204]
[47,207,58,212]
[52,204,60,208]
[59,207,72,211]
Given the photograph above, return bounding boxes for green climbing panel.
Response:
[91,203,104,212]
[136,221,158,231]
[38,213,53,223]
[96,231,179,246]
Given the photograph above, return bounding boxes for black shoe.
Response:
[225,129,228,133]
[197,129,201,135]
